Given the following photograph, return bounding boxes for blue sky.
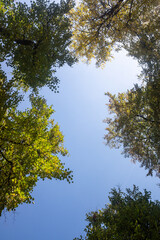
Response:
[0,1,160,239]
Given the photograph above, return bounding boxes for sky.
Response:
[0,1,160,240]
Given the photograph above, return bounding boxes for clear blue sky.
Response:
[0,1,160,240]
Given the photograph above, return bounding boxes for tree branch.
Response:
[136,115,160,124]
[0,149,13,166]
[15,39,35,46]
[0,137,30,146]
[96,0,130,37]
[0,27,40,48]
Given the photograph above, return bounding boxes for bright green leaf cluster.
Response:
[0,95,73,215]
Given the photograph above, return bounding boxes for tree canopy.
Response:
[0,0,76,91]
[0,0,159,219]
[0,0,75,215]
[69,0,160,178]
[104,81,160,177]
[0,95,73,215]
[74,185,160,240]
[69,0,159,66]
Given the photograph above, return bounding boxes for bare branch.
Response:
[136,115,160,124]
[0,137,30,146]
[0,149,13,166]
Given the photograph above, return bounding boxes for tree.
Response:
[69,0,159,66]
[0,0,75,215]
[104,82,160,177]
[74,185,160,240]
[0,95,73,215]
[0,0,76,91]
[69,0,160,177]
[123,4,160,83]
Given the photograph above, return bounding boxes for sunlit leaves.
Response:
[69,0,159,66]
[0,0,75,216]
[0,96,72,215]
[70,1,160,178]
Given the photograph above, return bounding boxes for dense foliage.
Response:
[0,0,76,91]
[74,186,160,240]
[69,0,159,66]
[69,0,160,176]
[0,0,75,215]
[0,0,159,219]
[104,82,160,177]
[0,95,72,215]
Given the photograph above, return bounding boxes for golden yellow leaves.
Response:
[69,0,159,66]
